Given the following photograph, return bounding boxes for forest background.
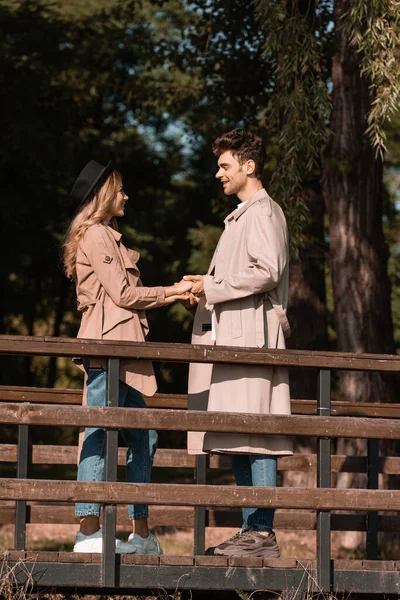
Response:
[1,0,400,552]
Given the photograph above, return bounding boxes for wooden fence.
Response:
[0,335,400,597]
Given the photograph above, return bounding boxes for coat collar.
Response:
[106,225,122,243]
[224,188,271,224]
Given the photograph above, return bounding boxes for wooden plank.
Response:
[293,399,400,418]
[1,335,400,372]
[0,504,196,528]
[3,551,26,561]
[146,395,188,409]
[58,552,93,563]
[2,479,400,511]
[121,554,160,565]
[25,551,59,562]
[0,386,188,409]
[334,559,365,570]
[91,553,102,563]
[3,383,400,419]
[295,558,316,570]
[195,555,228,566]
[263,558,298,568]
[0,445,197,468]
[4,443,400,476]
[362,560,396,571]
[2,403,400,440]
[228,556,263,568]
[160,555,194,566]
[0,386,82,404]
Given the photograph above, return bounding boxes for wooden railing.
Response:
[1,335,400,595]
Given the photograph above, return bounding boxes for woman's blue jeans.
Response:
[231,454,277,533]
[75,367,158,520]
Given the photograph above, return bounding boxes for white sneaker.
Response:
[73,528,136,554]
[128,532,163,555]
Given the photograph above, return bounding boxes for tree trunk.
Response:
[322,0,398,553]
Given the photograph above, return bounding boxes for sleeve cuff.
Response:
[156,286,166,304]
[204,274,222,305]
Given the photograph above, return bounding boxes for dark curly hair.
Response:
[212,128,266,179]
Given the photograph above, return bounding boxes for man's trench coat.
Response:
[188,188,293,456]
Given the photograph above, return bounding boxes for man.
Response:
[185,128,293,558]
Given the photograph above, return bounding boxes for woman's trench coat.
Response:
[75,223,165,396]
[188,189,293,456]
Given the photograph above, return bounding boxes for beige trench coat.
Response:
[188,189,293,456]
[75,224,165,396]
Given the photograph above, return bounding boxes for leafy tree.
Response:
[255,0,400,554]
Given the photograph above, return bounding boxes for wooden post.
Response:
[102,358,119,587]
[366,438,379,559]
[194,454,207,555]
[316,369,331,592]
[14,424,30,550]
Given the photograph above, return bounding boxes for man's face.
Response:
[215,151,248,196]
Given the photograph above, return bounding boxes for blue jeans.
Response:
[75,367,158,520]
[231,454,277,533]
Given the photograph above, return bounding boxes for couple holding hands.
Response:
[64,129,292,558]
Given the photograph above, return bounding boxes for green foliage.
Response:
[345,0,400,158]
[0,0,399,393]
[254,0,332,256]
[187,222,222,274]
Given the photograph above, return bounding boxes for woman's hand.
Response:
[164,278,193,297]
[164,293,191,305]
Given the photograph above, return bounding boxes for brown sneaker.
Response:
[212,528,280,558]
[205,530,243,555]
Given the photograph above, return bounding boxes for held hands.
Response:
[164,278,194,305]
[163,275,205,307]
[183,274,205,297]
[180,292,200,311]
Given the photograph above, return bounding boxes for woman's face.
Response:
[108,184,128,219]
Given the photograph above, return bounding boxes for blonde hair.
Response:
[63,170,122,279]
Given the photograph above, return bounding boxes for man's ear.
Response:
[246,159,256,175]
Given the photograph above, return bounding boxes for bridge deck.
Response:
[3,552,400,594]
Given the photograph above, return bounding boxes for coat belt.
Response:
[78,298,102,313]
[266,294,291,339]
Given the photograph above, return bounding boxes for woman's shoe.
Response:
[128,532,163,555]
[73,528,136,553]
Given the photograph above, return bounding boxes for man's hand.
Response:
[180,292,200,311]
[183,274,205,297]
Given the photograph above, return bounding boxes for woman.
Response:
[64,160,192,554]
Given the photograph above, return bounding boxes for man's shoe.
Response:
[73,528,136,554]
[212,528,280,558]
[128,532,163,555]
[206,530,242,555]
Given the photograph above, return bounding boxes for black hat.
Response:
[70,160,114,203]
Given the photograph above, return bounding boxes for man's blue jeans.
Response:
[231,454,277,533]
[75,367,158,520]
